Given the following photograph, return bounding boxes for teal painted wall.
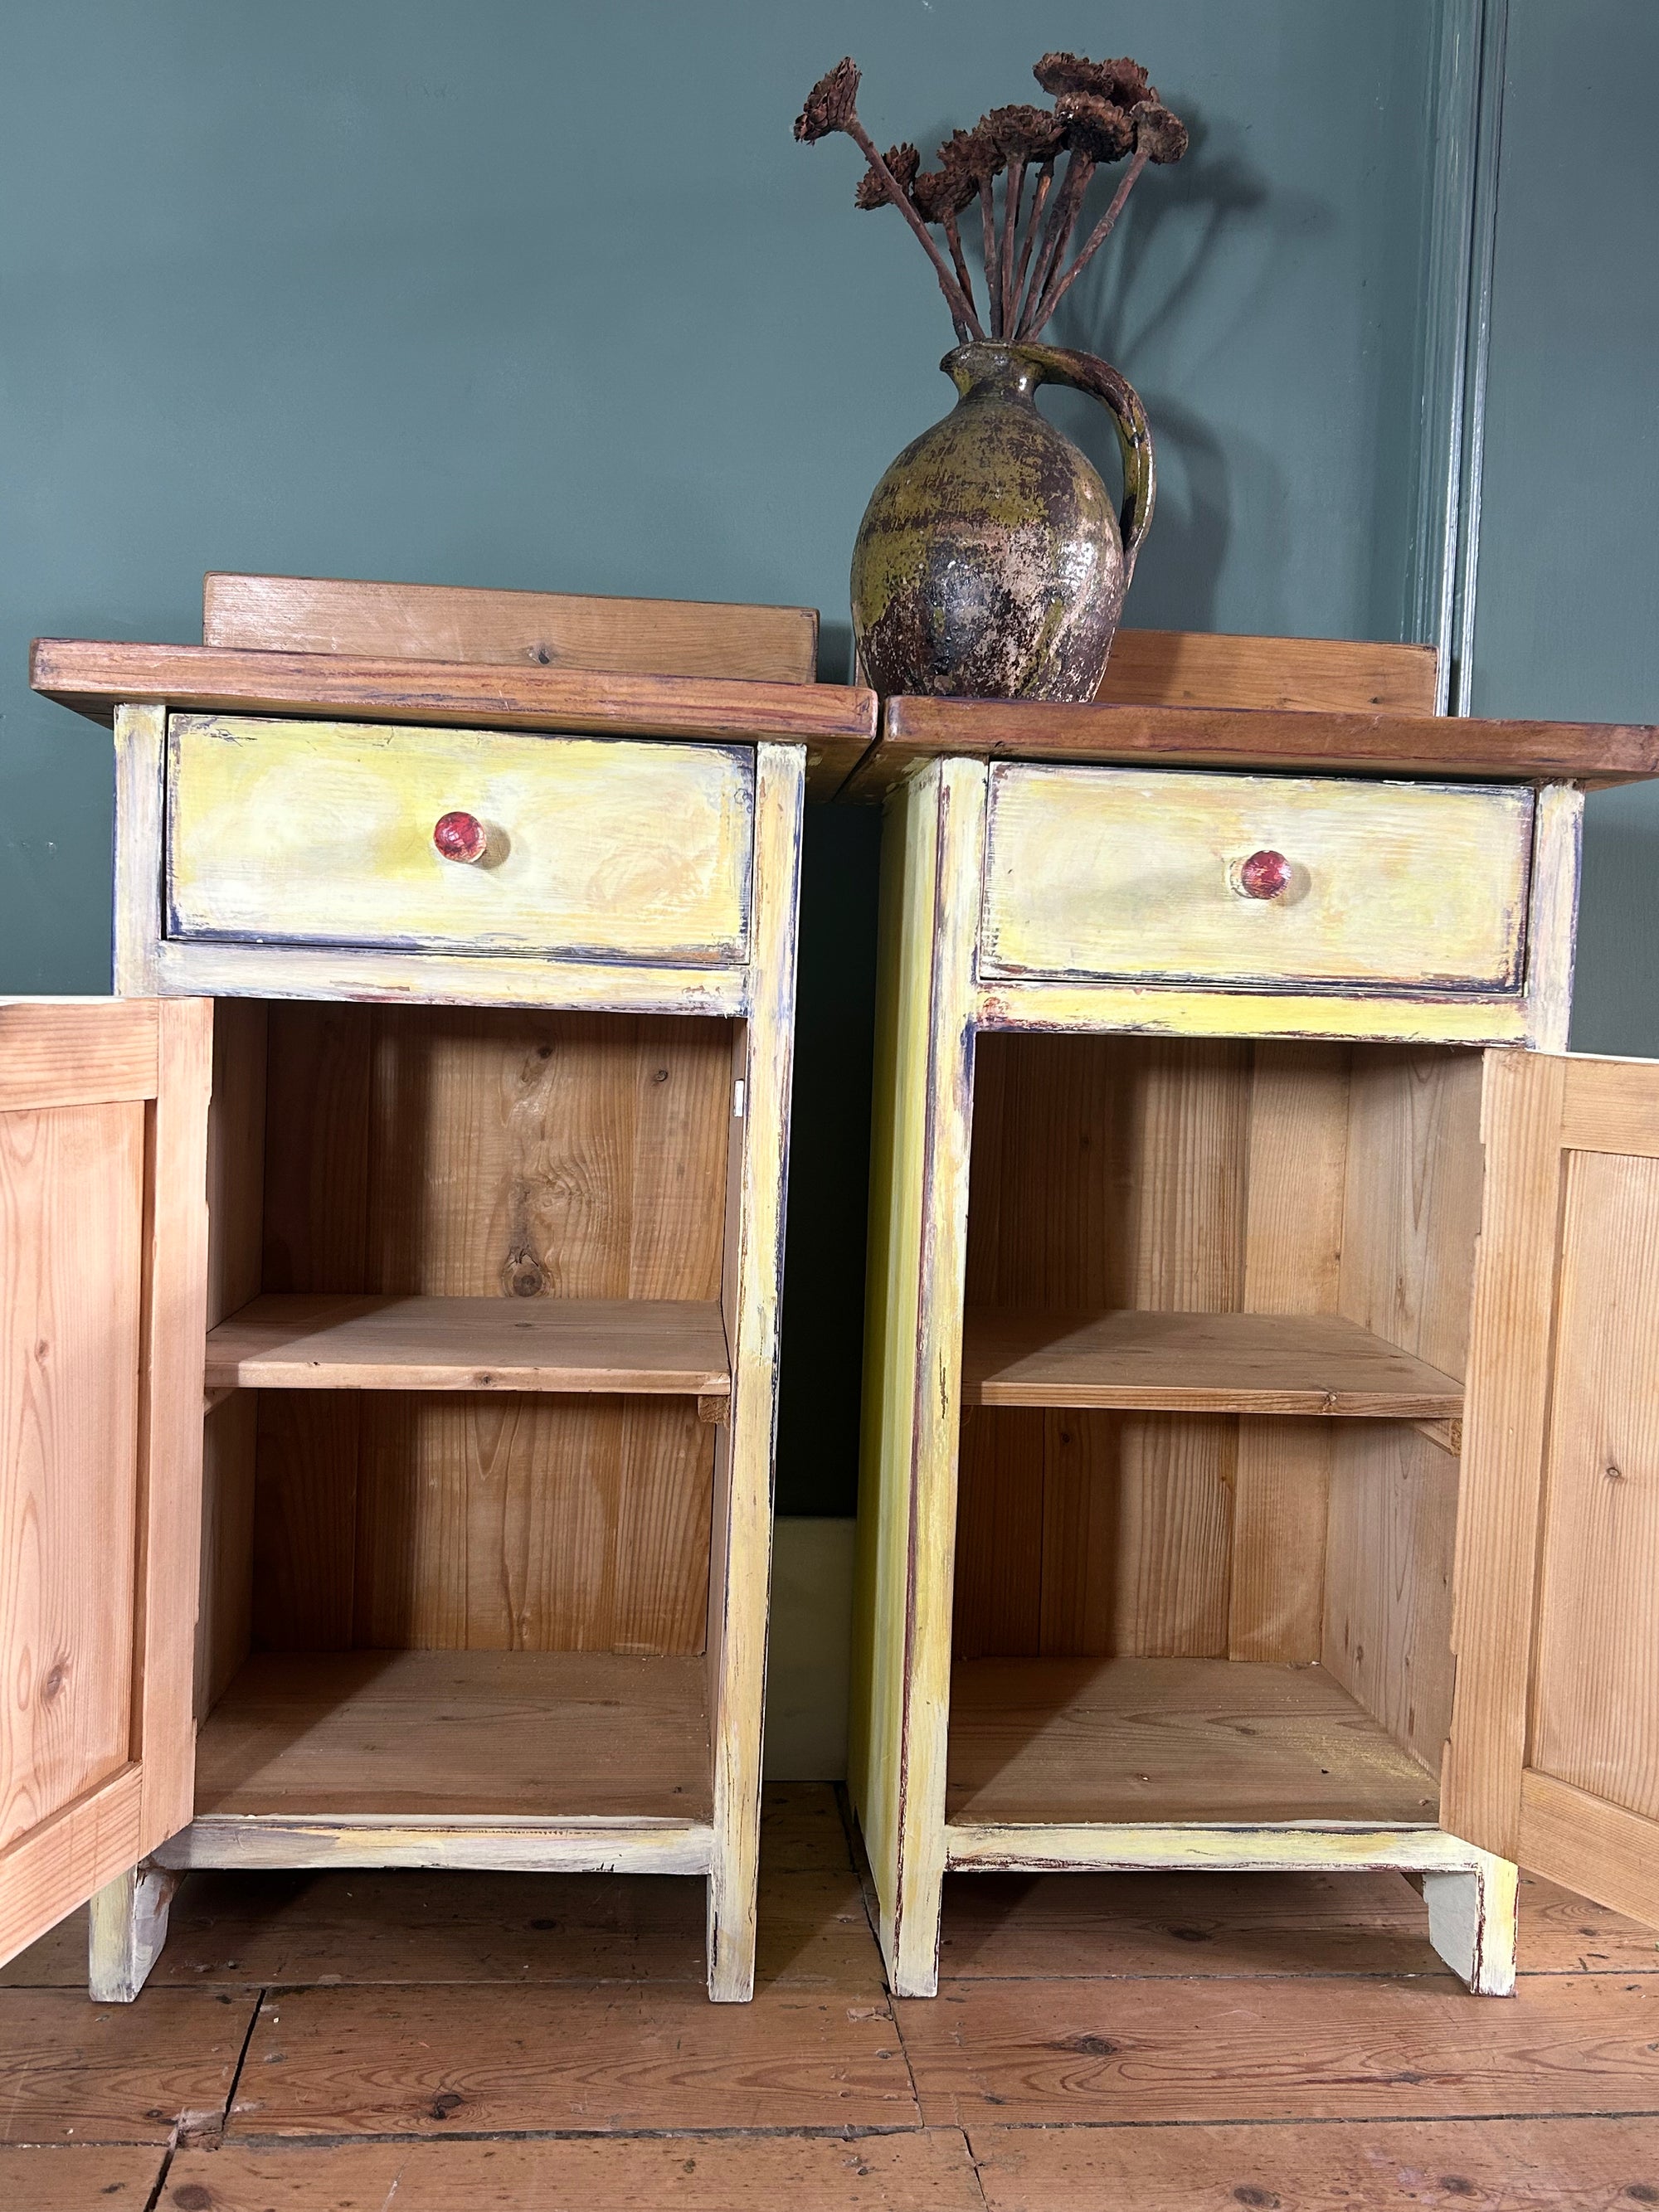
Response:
[1468,1,1659,1056]
[2,2,1477,1510]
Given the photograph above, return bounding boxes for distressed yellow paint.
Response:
[151,936,750,1018]
[154,1816,714,1874]
[980,766,1534,992]
[849,756,986,1999]
[946,1822,1516,1991]
[704,742,805,2001]
[167,714,754,965]
[976,979,1534,1047]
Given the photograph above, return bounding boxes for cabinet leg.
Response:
[882,1859,944,1999]
[705,1864,757,2004]
[87,1862,181,2003]
[1423,1853,1518,1996]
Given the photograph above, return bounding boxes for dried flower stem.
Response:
[999,157,1025,337]
[843,113,984,336]
[978,179,1001,336]
[1011,158,1053,320]
[940,207,978,328]
[1033,140,1151,328]
[1018,149,1093,335]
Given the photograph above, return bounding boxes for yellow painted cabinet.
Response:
[850,730,1659,2001]
[1,585,848,2005]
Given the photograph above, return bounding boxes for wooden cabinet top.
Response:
[30,636,878,800]
[833,630,1659,799]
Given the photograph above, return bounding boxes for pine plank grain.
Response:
[0,999,157,1110]
[169,2129,980,2211]
[849,693,1659,799]
[1097,627,1440,714]
[946,1657,1441,1826]
[30,638,877,796]
[192,1651,712,1821]
[761,1782,856,1872]
[207,1293,731,1395]
[0,1103,145,1854]
[0,2147,165,2205]
[969,2115,1659,2210]
[961,1308,1463,1415]
[3,1869,878,1993]
[202,570,820,685]
[0,1987,250,2143]
[225,1980,917,2135]
[900,1971,1659,2123]
[934,1867,1659,1981]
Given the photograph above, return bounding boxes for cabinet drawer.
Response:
[166,716,754,965]
[980,766,1535,993]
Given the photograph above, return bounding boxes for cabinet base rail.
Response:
[926,1822,1518,2000]
[151,1814,715,1874]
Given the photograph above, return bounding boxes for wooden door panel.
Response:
[1529,1149,1659,1811]
[0,1101,146,1850]
[0,999,212,1966]
[1445,1049,1659,1931]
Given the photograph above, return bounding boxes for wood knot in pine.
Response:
[504,1247,547,1296]
[527,642,556,665]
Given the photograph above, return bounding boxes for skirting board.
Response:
[763,1517,855,1781]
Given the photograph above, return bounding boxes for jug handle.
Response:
[1018,343,1156,584]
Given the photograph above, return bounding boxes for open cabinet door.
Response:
[1444,1048,1659,1929]
[0,999,211,1965]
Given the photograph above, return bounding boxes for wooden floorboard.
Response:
[935,1867,1659,1981]
[2,1783,1656,2193]
[2,1869,876,1992]
[969,2117,1659,2210]
[898,1973,1659,2125]
[226,1981,918,2135]
[167,2129,984,2210]
[0,1988,252,2145]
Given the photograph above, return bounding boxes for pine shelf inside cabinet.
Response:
[205,1293,732,1399]
[946,1656,1443,1829]
[192,1650,713,1823]
[961,1308,1463,1417]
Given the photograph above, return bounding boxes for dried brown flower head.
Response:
[855,141,920,210]
[1034,52,1153,109]
[910,165,978,222]
[980,102,1065,164]
[938,123,1005,189]
[1055,91,1136,163]
[795,57,861,143]
[1132,100,1190,163]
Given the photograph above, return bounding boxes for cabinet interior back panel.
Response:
[207,1003,731,1663]
[956,1036,1482,1780]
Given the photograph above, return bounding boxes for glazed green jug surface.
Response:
[850,341,1155,700]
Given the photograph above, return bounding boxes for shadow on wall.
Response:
[1034,119,1328,638]
[1573,789,1659,1053]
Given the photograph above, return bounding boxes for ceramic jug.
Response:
[850,339,1155,700]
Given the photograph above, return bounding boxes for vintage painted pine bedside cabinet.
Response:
[0,574,876,2004]
[839,631,1659,1999]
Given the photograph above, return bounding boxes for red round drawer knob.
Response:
[433,810,489,864]
[1236,848,1292,901]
